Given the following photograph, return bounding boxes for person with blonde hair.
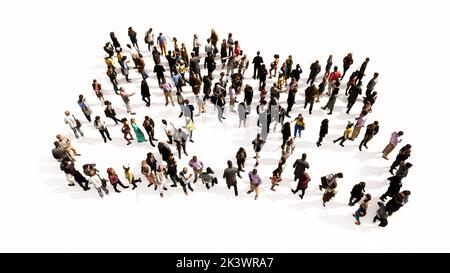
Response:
[64,111,84,139]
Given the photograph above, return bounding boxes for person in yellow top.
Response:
[123,164,142,190]
[333,121,354,147]
[293,114,305,138]
[104,55,116,69]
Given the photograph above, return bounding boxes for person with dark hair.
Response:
[216,94,226,123]
[382,131,404,160]
[157,142,172,163]
[107,167,129,193]
[92,79,105,106]
[353,194,371,225]
[341,53,354,80]
[123,164,142,190]
[173,127,189,159]
[327,66,341,95]
[359,121,379,151]
[389,144,412,175]
[316,119,329,147]
[345,71,358,96]
[188,156,204,183]
[270,165,283,191]
[396,162,413,178]
[293,114,305,138]
[259,64,268,88]
[293,153,309,182]
[179,167,194,193]
[60,157,90,190]
[223,160,242,196]
[333,121,354,147]
[386,190,411,216]
[373,201,388,227]
[119,87,136,115]
[286,78,298,118]
[365,72,379,97]
[349,182,366,206]
[94,116,112,143]
[130,118,146,143]
[356,57,370,84]
[290,64,302,82]
[243,84,253,114]
[106,66,119,93]
[235,147,247,172]
[304,84,318,115]
[199,167,218,189]
[143,116,157,147]
[321,81,340,115]
[146,152,158,175]
[153,62,166,85]
[152,46,161,64]
[157,33,168,56]
[325,55,333,74]
[380,175,403,202]
[104,42,114,57]
[110,32,121,49]
[118,55,131,82]
[202,73,213,102]
[306,60,321,85]
[346,81,363,114]
[160,80,175,107]
[320,173,344,207]
[88,172,110,198]
[128,27,139,50]
[144,28,154,51]
[77,95,92,122]
[252,134,265,167]
[291,172,311,199]
[281,122,291,150]
[103,101,121,125]
[350,111,368,140]
[247,169,262,200]
[141,79,151,107]
[121,118,134,145]
[252,51,264,79]
[52,140,68,162]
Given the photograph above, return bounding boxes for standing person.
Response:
[192,34,201,57]
[293,114,305,139]
[270,165,283,191]
[106,66,119,93]
[293,153,309,183]
[290,64,303,82]
[188,156,204,183]
[252,134,265,167]
[373,202,389,227]
[92,79,104,106]
[327,66,342,95]
[199,167,218,189]
[304,84,318,115]
[356,57,370,84]
[152,46,161,64]
[316,118,329,147]
[153,62,166,85]
[104,100,122,125]
[160,80,175,106]
[157,142,172,163]
[189,72,202,95]
[365,72,379,97]
[144,28,154,51]
[238,102,248,128]
[64,111,84,139]
[228,84,237,113]
[252,51,264,79]
[146,152,158,175]
[226,33,234,56]
[321,81,340,115]
[386,190,411,216]
[140,79,151,107]
[179,167,194,193]
[204,52,216,75]
[220,39,228,69]
[223,160,242,196]
[396,162,413,179]
[176,91,185,118]
[56,134,79,160]
[346,81,363,114]
[127,27,139,50]
[182,100,195,127]
[60,157,90,190]
[136,56,149,80]
[291,172,311,199]
[380,175,403,202]
[94,116,112,143]
[235,147,247,172]
[77,95,92,122]
[107,167,129,193]
[348,182,366,206]
[351,111,368,140]
[243,84,253,113]
[123,164,142,190]
[88,172,110,198]
[143,116,157,147]
[325,55,333,74]
[110,32,121,49]
[130,118,147,143]
[281,122,291,149]
[320,172,344,207]
[166,153,179,187]
[121,118,134,145]
[389,144,412,174]
[155,165,168,197]
[119,55,131,82]
[247,169,262,200]
[353,194,372,225]
[173,128,189,159]
[382,131,404,160]
[52,141,67,162]
[306,60,321,85]
[216,94,226,123]
[316,73,328,102]
[341,53,354,80]
[161,119,174,144]
[141,160,157,190]
[259,64,268,88]
[359,121,379,151]
[157,33,167,56]
[202,74,213,102]
[285,78,298,118]
[119,87,136,115]
[346,71,358,96]
[268,54,280,78]
[333,121,354,147]
[210,29,219,51]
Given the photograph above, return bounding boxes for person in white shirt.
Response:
[228,85,237,112]
[155,164,168,197]
[64,111,84,139]
[88,175,109,198]
[94,116,112,143]
[162,119,174,144]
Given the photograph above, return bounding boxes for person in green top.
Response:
[130,118,147,143]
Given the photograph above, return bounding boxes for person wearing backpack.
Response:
[64,111,84,139]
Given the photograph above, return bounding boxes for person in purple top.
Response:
[382,131,404,160]
[188,156,204,183]
[247,169,262,200]
[350,111,368,140]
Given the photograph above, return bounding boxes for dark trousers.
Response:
[156,74,164,85]
[349,195,363,206]
[253,65,260,79]
[108,115,122,124]
[292,184,306,196]
[286,101,294,116]
[99,129,112,142]
[112,180,129,192]
[142,96,151,106]
[193,47,199,56]
[228,184,238,196]
[390,159,403,171]
[334,136,347,145]
[341,67,349,80]
[306,73,317,85]
[145,129,156,147]
[373,215,388,227]
[176,141,187,159]
[346,101,356,113]
[359,136,373,149]
[237,159,245,171]
[166,134,173,144]
[304,100,314,114]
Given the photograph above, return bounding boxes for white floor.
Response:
[1,0,449,252]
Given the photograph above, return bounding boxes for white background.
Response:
[0,0,449,252]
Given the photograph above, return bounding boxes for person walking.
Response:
[285,78,298,118]
[365,72,379,97]
[316,119,329,147]
[121,118,134,145]
[346,81,362,114]
[293,153,309,183]
[316,75,328,102]
[373,201,389,227]
[59,157,89,190]
[386,190,411,216]
[235,147,247,172]
[325,55,333,74]
[359,121,379,151]
[103,100,122,125]
[223,160,242,196]
[107,167,129,193]
[153,62,166,85]
[252,51,264,79]
[293,114,305,138]
[142,116,157,147]
[320,172,344,207]
[157,32,168,56]
[270,165,283,191]
[89,172,110,198]
[161,119,174,144]
[356,57,370,84]
[155,164,168,197]
[157,142,172,163]
[160,80,175,107]
[130,118,147,143]
[199,167,218,190]
[321,80,340,115]
[281,122,291,150]
[306,60,321,85]
[389,144,412,175]
[327,66,342,95]
[64,111,84,139]
[179,167,194,193]
[188,156,204,183]
[350,111,368,140]
[94,116,112,143]
[252,134,265,167]
[333,121,354,147]
[119,87,136,115]
[123,164,142,190]
[291,172,311,199]
[341,53,354,80]
[304,84,318,115]
[353,194,371,225]
[382,131,404,160]
[348,182,366,206]
[127,27,139,50]
[380,175,403,202]
[238,102,248,128]
[144,28,154,51]
[173,127,189,159]
[92,79,105,106]
[140,79,151,107]
[77,95,92,122]
[247,169,262,200]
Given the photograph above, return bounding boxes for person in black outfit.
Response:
[157,142,172,163]
[386,191,411,216]
[306,60,321,85]
[259,64,268,88]
[145,152,158,174]
[140,79,151,107]
[103,100,122,124]
[356,57,370,84]
[110,32,121,49]
[286,78,298,118]
[380,176,403,202]
[60,157,90,190]
[128,27,139,50]
[290,64,302,82]
[244,84,253,113]
[166,51,177,76]
[359,121,379,151]
[153,63,166,85]
[103,42,115,57]
[316,119,329,147]
[202,74,212,102]
[281,122,291,150]
[252,51,264,79]
[204,53,216,75]
[389,144,412,175]
[348,182,366,206]
[346,81,362,114]
[143,116,157,147]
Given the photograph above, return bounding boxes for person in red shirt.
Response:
[327,66,342,95]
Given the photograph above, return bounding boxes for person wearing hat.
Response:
[333,121,354,147]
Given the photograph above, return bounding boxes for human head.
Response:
[374,121,379,125]
[78,94,84,101]
[322,118,329,125]
[162,119,167,125]
[257,51,260,56]
[405,162,413,168]
[398,131,404,136]
[227,160,232,167]
[364,194,372,201]
[192,156,197,161]
[252,169,257,175]
[333,66,338,71]
[206,167,213,174]
[182,167,188,173]
[359,182,366,188]
[336,173,344,178]
[64,111,70,116]
[405,144,412,149]
[301,153,307,160]
[95,116,100,121]
[374,72,379,78]
[53,141,60,148]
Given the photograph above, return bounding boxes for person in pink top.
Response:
[351,111,368,140]
[247,169,262,200]
[327,66,342,95]
[188,156,204,183]
[382,131,404,159]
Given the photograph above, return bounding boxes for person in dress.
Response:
[130,118,147,143]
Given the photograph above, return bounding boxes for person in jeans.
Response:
[64,111,84,139]
[89,173,109,198]
[94,116,112,143]
[188,156,204,183]
[107,167,129,193]
[353,194,371,225]
[223,160,242,196]
[247,169,262,200]
[382,131,404,160]
[77,95,92,122]
[293,114,305,138]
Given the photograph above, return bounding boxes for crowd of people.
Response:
[51,27,413,228]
